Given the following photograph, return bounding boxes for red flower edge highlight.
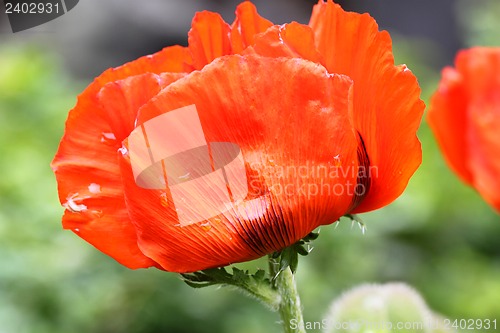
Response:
[428,47,500,212]
[52,1,424,272]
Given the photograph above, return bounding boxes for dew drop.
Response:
[74,228,80,232]
[160,192,169,208]
[200,222,212,232]
[100,132,116,143]
[63,193,88,213]
[333,154,342,167]
[118,145,129,156]
[88,183,101,194]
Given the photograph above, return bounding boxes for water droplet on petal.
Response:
[160,192,169,208]
[118,145,128,156]
[63,193,88,213]
[74,228,80,232]
[100,132,116,144]
[333,154,342,167]
[200,222,212,232]
[88,183,101,194]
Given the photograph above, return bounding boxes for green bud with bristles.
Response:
[323,283,457,333]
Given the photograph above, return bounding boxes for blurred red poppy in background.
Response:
[428,47,500,213]
[52,0,424,273]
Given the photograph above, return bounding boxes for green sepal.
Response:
[181,267,280,310]
[272,230,320,275]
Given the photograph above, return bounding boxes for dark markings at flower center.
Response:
[232,199,291,257]
[232,132,372,256]
[348,132,372,212]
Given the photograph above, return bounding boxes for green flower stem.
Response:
[270,258,306,333]
[233,277,281,311]
[183,248,312,333]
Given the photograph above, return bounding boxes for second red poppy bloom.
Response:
[52,1,424,273]
[428,47,500,213]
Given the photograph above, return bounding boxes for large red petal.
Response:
[230,1,273,54]
[52,69,186,269]
[188,11,232,70]
[309,0,424,213]
[121,55,359,272]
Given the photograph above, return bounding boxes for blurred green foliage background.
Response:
[0,1,499,333]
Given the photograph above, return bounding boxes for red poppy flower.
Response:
[428,47,500,213]
[52,1,424,273]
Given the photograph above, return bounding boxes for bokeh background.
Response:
[1,1,499,332]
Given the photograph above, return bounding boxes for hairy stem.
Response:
[270,258,306,333]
